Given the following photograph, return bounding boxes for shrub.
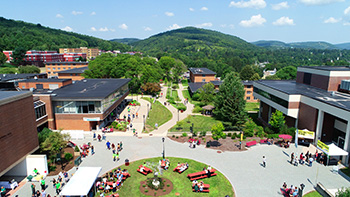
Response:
[243,136,246,140]
[142,184,146,187]
[74,146,80,152]
[163,189,166,192]
[176,136,179,139]
[200,131,207,137]
[49,165,56,172]
[231,135,236,139]
[64,153,73,161]
[172,135,175,137]
[193,106,202,113]
[167,184,170,187]
[192,93,200,101]
[145,190,148,193]
[182,132,188,137]
[222,133,227,139]
[227,133,232,137]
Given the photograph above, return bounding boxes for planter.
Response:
[74,152,80,157]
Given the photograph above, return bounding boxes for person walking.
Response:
[41,189,46,197]
[91,145,94,155]
[262,156,266,168]
[40,178,45,190]
[113,152,117,162]
[55,181,61,195]
[106,141,111,150]
[31,183,36,196]
[291,152,294,164]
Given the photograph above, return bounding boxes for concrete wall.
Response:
[5,155,48,176]
[298,103,318,131]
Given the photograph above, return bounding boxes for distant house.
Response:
[45,62,88,78]
[57,66,88,81]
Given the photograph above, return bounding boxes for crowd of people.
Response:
[290,150,316,167]
[105,140,123,162]
[192,180,205,192]
[281,182,304,197]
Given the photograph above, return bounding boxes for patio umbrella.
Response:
[278,134,292,139]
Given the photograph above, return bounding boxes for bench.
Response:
[114,172,131,181]
[260,139,267,144]
[137,165,152,175]
[246,141,257,147]
[192,183,210,193]
[187,169,217,181]
[173,165,188,174]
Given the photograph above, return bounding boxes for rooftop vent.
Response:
[34,76,38,80]
[83,80,87,83]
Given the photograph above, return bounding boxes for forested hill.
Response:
[252,40,339,50]
[110,38,140,45]
[0,17,130,51]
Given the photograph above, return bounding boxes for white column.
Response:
[315,110,324,143]
[342,122,350,164]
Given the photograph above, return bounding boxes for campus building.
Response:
[57,66,88,81]
[45,62,88,78]
[17,78,72,90]
[0,73,47,90]
[0,91,39,176]
[59,47,99,59]
[253,66,350,163]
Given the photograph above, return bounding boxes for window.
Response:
[53,68,56,70]
[202,79,206,82]
[58,68,61,70]
[34,100,46,120]
[254,87,288,108]
[303,73,312,85]
[22,86,25,89]
[254,97,257,100]
[247,97,251,100]
[247,91,252,94]
[36,84,43,89]
[202,74,206,77]
[247,85,251,88]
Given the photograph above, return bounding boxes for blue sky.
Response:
[1,0,350,44]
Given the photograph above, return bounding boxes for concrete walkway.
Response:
[13,135,350,197]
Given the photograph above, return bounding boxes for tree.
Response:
[172,59,186,81]
[250,73,260,81]
[211,122,225,140]
[41,131,70,156]
[276,66,297,80]
[243,118,264,137]
[239,65,257,80]
[141,82,161,95]
[198,82,215,104]
[0,67,17,74]
[11,47,26,66]
[336,187,350,197]
[214,72,247,130]
[0,52,7,65]
[158,56,176,81]
[18,65,40,73]
[264,75,281,80]
[269,110,285,133]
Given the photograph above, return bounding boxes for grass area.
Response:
[171,90,181,101]
[245,102,260,111]
[181,79,188,87]
[142,97,172,132]
[171,102,187,111]
[303,191,322,197]
[169,115,222,132]
[96,157,234,197]
[340,167,350,177]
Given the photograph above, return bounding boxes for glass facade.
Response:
[34,100,47,120]
[253,87,288,108]
[101,84,128,112]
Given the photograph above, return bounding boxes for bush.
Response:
[145,190,148,193]
[49,165,56,172]
[172,135,175,137]
[74,146,80,152]
[227,133,232,137]
[336,187,350,197]
[64,153,73,161]
[267,134,279,138]
[182,132,188,137]
[193,106,202,113]
[200,131,207,137]
[176,103,187,111]
[192,93,200,101]
[176,136,179,139]
[222,133,227,139]
[231,135,236,139]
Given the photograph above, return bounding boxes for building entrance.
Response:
[338,136,345,149]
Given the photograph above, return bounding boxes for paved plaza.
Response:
[13,134,350,196]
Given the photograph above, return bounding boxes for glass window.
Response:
[254,87,288,108]
[247,85,251,88]
[247,91,252,94]
[202,79,206,82]
[247,96,251,100]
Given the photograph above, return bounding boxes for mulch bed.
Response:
[139,177,173,196]
[169,136,267,152]
[48,147,78,176]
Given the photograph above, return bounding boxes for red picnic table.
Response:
[187,169,217,181]
[137,165,152,175]
[173,165,188,174]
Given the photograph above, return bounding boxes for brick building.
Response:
[253,66,350,163]
[0,91,39,176]
[59,47,99,59]
[45,62,88,78]
[63,53,87,62]
[18,78,72,90]
[57,66,88,81]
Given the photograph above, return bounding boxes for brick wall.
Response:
[58,73,85,81]
[297,103,318,131]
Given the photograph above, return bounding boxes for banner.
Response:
[298,129,315,140]
[295,129,298,148]
[240,133,243,141]
[317,140,329,154]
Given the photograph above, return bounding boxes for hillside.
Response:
[110,38,140,45]
[252,40,339,50]
[335,43,350,50]
[0,17,130,51]
[252,40,288,48]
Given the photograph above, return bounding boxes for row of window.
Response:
[253,87,288,108]
[34,100,47,120]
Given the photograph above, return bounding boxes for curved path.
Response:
[14,135,350,197]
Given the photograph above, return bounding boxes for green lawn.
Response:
[169,115,222,132]
[181,79,188,87]
[171,102,187,111]
[96,157,234,197]
[303,191,322,197]
[182,90,201,105]
[245,102,260,111]
[142,98,172,132]
[172,90,181,101]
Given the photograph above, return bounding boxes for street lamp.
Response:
[162,137,165,159]
[147,104,149,118]
[143,115,146,131]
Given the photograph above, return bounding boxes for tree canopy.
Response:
[18,65,40,73]
[198,82,215,104]
[276,66,297,80]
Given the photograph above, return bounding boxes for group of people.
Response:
[160,159,170,170]
[51,171,69,195]
[96,168,127,195]
[192,180,205,192]
[281,182,301,197]
[105,140,123,162]
[290,151,314,167]
[177,162,189,172]
[203,165,213,177]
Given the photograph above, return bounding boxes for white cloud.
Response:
[61,26,73,31]
[119,24,128,30]
[324,17,341,23]
[144,27,152,31]
[201,7,208,11]
[110,29,116,32]
[239,14,266,27]
[91,27,97,31]
[229,0,266,9]
[90,11,96,16]
[196,22,213,28]
[72,11,83,15]
[272,16,295,26]
[167,24,181,30]
[344,6,350,15]
[189,8,195,11]
[271,2,289,10]
[299,0,344,5]
[344,22,350,26]
[165,12,174,17]
[99,27,109,32]
[220,24,235,29]
[56,14,63,18]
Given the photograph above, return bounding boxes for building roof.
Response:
[52,78,130,100]
[188,82,207,93]
[188,67,216,75]
[20,78,71,83]
[299,66,350,71]
[0,73,47,82]
[242,80,254,86]
[45,62,88,65]
[57,66,88,74]
[255,80,350,112]
[210,80,223,86]
[0,91,32,106]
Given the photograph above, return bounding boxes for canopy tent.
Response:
[60,167,101,196]
[327,143,348,156]
[297,129,315,140]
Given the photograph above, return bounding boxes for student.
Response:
[262,156,266,168]
[40,178,45,190]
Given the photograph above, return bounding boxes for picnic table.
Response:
[187,169,217,181]
[114,172,131,181]
[193,183,210,193]
[173,165,188,174]
[137,165,152,175]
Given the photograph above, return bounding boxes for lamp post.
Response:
[147,104,149,118]
[59,147,63,169]
[143,115,146,131]
[162,137,165,159]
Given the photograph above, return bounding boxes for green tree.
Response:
[269,110,285,133]
[172,59,186,81]
[211,122,225,140]
[141,82,161,95]
[158,56,176,81]
[250,73,260,81]
[214,72,247,130]
[264,75,281,80]
[198,82,215,104]
[276,66,297,80]
[336,187,350,197]
[239,65,257,80]
[41,131,70,156]
[11,47,26,66]
[0,52,7,65]
[38,128,53,144]
[18,65,40,73]
[0,67,17,74]
[243,118,264,137]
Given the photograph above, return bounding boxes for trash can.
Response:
[206,142,211,148]
[125,159,130,166]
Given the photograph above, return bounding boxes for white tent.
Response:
[327,143,348,156]
[60,167,101,196]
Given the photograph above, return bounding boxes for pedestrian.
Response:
[133,128,136,136]
[123,115,126,120]
[63,171,69,183]
[136,112,138,118]
[31,183,36,195]
[116,152,120,161]
[36,190,41,197]
[0,186,6,197]
[93,132,96,140]
[102,132,106,141]
[113,152,117,161]
[155,123,158,129]
[98,134,101,141]
[130,123,133,129]
[91,145,94,155]
[52,178,56,188]
[132,114,135,119]
[291,152,294,164]
[40,178,45,190]
[309,157,314,167]
[262,156,266,168]
[41,189,46,197]
[106,141,111,150]
[55,181,61,195]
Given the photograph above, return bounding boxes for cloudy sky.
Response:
[1,0,350,44]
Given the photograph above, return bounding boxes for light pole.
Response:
[143,115,146,131]
[162,137,165,159]
[147,104,149,118]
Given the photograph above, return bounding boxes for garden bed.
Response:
[139,177,173,196]
[48,147,78,176]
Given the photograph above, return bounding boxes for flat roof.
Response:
[20,78,71,83]
[256,80,350,112]
[242,80,254,86]
[299,66,350,71]
[45,62,88,65]
[0,91,32,106]
[188,67,216,75]
[52,78,130,100]
[0,73,47,82]
[57,66,88,74]
[210,80,223,86]
[188,82,207,93]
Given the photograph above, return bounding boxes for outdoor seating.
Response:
[192,183,210,193]
[246,141,257,147]
[187,169,217,181]
[106,194,119,197]
[260,139,267,144]
[173,165,188,174]
[137,165,152,175]
[114,172,131,180]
